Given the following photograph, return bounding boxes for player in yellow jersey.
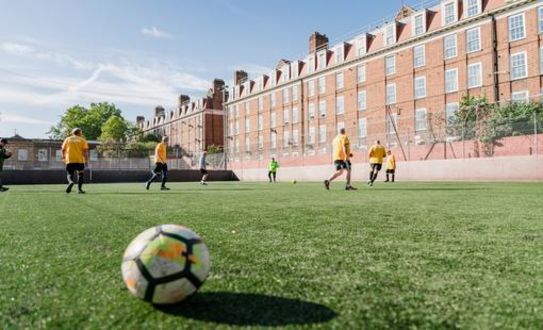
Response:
[384,150,396,183]
[146,137,170,191]
[324,128,357,191]
[62,128,89,194]
[367,140,387,186]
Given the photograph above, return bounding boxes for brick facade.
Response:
[225,0,541,171]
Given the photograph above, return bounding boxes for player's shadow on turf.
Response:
[157,292,337,326]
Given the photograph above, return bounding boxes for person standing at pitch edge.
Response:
[324,128,357,191]
[62,128,89,194]
[199,151,209,185]
[0,138,13,192]
[367,140,387,186]
[146,136,170,191]
[268,157,279,183]
[384,150,396,183]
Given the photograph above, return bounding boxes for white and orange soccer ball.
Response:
[121,224,210,304]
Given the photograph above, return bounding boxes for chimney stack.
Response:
[154,106,165,117]
[309,32,329,54]
[178,95,190,107]
[213,78,225,90]
[234,70,248,85]
[136,116,145,124]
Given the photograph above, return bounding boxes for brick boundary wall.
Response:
[232,156,543,182]
[1,170,239,185]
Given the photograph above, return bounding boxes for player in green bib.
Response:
[268,158,280,183]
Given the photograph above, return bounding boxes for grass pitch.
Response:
[1,181,542,329]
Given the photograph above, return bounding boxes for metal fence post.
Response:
[461,122,465,159]
[535,112,539,158]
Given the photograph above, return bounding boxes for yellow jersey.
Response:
[62,135,89,164]
[386,154,396,170]
[155,143,167,164]
[368,144,386,164]
[332,134,350,161]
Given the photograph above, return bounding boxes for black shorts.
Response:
[66,163,84,174]
[153,163,168,173]
[386,169,395,174]
[200,168,208,175]
[334,160,351,171]
[370,163,382,171]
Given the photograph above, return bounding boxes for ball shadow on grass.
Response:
[156,292,337,326]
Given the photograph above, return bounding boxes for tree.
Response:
[48,102,123,140]
[100,115,129,142]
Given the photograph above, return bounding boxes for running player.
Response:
[199,151,209,185]
[385,150,396,183]
[324,128,356,191]
[146,137,170,191]
[367,140,386,187]
[62,128,89,194]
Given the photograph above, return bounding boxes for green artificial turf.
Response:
[1,181,542,329]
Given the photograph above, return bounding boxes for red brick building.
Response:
[224,0,542,176]
[137,79,226,157]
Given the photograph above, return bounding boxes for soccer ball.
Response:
[292,179,297,184]
[121,224,210,304]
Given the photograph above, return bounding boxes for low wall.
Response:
[233,156,543,182]
[0,169,238,185]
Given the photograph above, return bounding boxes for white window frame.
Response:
[511,90,529,103]
[308,126,315,145]
[414,76,427,99]
[317,50,327,70]
[412,12,426,36]
[258,114,264,130]
[442,0,458,26]
[307,56,315,74]
[308,102,315,119]
[282,88,289,103]
[465,0,482,18]
[386,83,397,105]
[270,92,276,107]
[319,100,327,117]
[318,76,326,94]
[510,51,528,80]
[291,62,299,79]
[270,132,277,149]
[508,13,526,42]
[335,44,344,64]
[245,117,250,131]
[445,68,458,93]
[308,80,315,97]
[336,121,345,134]
[384,23,396,46]
[413,45,425,68]
[270,111,276,128]
[443,34,458,59]
[467,62,482,88]
[292,129,299,146]
[283,109,290,124]
[336,95,345,115]
[385,55,396,75]
[319,124,327,144]
[466,27,481,53]
[283,130,290,148]
[357,64,366,83]
[358,90,367,111]
[540,47,543,74]
[356,35,367,56]
[415,108,428,132]
[358,118,367,139]
[336,72,344,89]
[445,102,459,127]
[292,85,299,101]
[539,7,543,34]
[292,107,299,123]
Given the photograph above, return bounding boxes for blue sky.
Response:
[0,0,413,138]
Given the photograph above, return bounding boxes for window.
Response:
[18,149,28,161]
[55,149,62,161]
[336,96,345,114]
[442,1,457,25]
[386,83,396,105]
[414,76,426,99]
[540,47,543,74]
[283,109,290,124]
[467,62,482,88]
[387,114,398,136]
[270,111,276,128]
[466,27,481,53]
[443,34,458,59]
[413,45,425,68]
[357,36,367,56]
[258,135,264,149]
[358,91,367,111]
[291,62,299,79]
[357,65,366,83]
[319,125,327,143]
[465,0,481,18]
[318,76,326,94]
[282,88,289,103]
[270,92,276,107]
[336,45,344,64]
[258,114,263,130]
[512,91,529,103]
[385,55,395,75]
[415,108,427,131]
[308,80,315,97]
[337,121,345,133]
[37,149,48,162]
[317,50,327,70]
[445,103,459,127]
[292,85,299,101]
[307,56,315,74]
[319,100,327,117]
[358,118,367,138]
[308,102,315,118]
[336,72,344,89]
[384,23,396,46]
[283,130,290,148]
[539,7,543,33]
[308,126,315,144]
[509,13,525,42]
[245,135,251,152]
[235,120,240,134]
[510,52,527,80]
[292,130,299,146]
[258,96,263,112]
[292,107,299,123]
[271,132,277,149]
[413,13,425,36]
[245,117,250,131]
[445,68,458,93]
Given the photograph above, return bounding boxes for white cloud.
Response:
[141,27,174,39]
[1,42,35,56]
[0,112,54,125]
[0,41,93,70]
